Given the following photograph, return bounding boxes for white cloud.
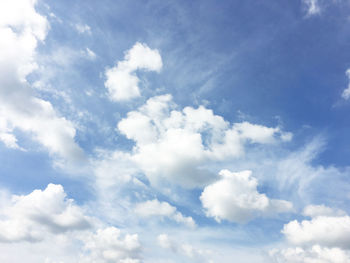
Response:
[200,169,293,223]
[118,94,291,188]
[0,185,145,262]
[303,204,346,218]
[75,24,91,35]
[80,227,141,263]
[93,150,138,190]
[0,184,91,242]
[233,122,292,144]
[303,0,321,16]
[0,104,20,149]
[0,130,20,149]
[270,245,350,263]
[0,184,146,262]
[158,234,173,249]
[157,234,212,261]
[282,214,350,249]
[270,205,350,262]
[83,48,96,60]
[0,0,48,41]
[342,69,350,100]
[0,0,84,164]
[135,199,196,228]
[274,136,333,201]
[105,42,162,101]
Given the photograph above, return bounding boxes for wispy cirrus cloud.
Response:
[342,69,350,100]
[302,0,321,16]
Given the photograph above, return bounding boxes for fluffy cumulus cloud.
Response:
[80,227,141,263]
[270,245,350,263]
[269,205,350,262]
[200,169,293,223]
[0,0,84,163]
[105,42,162,101]
[0,184,91,242]
[342,69,350,100]
[0,185,143,262]
[282,212,350,249]
[2,2,347,262]
[135,199,196,228]
[118,94,291,188]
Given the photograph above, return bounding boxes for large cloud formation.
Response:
[0,0,84,164]
[118,94,292,188]
[200,169,293,223]
[0,185,143,263]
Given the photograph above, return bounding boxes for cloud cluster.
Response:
[0,0,84,164]
[118,94,291,188]
[270,205,350,262]
[135,199,196,228]
[105,42,162,101]
[0,185,143,263]
[1,1,345,261]
[200,169,293,223]
[80,227,141,263]
[0,184,91,242]
[282,213,350,249]
[270,245,350,263]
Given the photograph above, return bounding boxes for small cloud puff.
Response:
[75,24,91,35]
[135,199,196,228]
[83,48,96,60]
[105,42,162,101]
[302,0,321,16]
[342,69,350,100]
[200,169,293,223]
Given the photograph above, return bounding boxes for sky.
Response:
[1,0,350,262]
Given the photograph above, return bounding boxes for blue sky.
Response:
[1,0,350,262]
